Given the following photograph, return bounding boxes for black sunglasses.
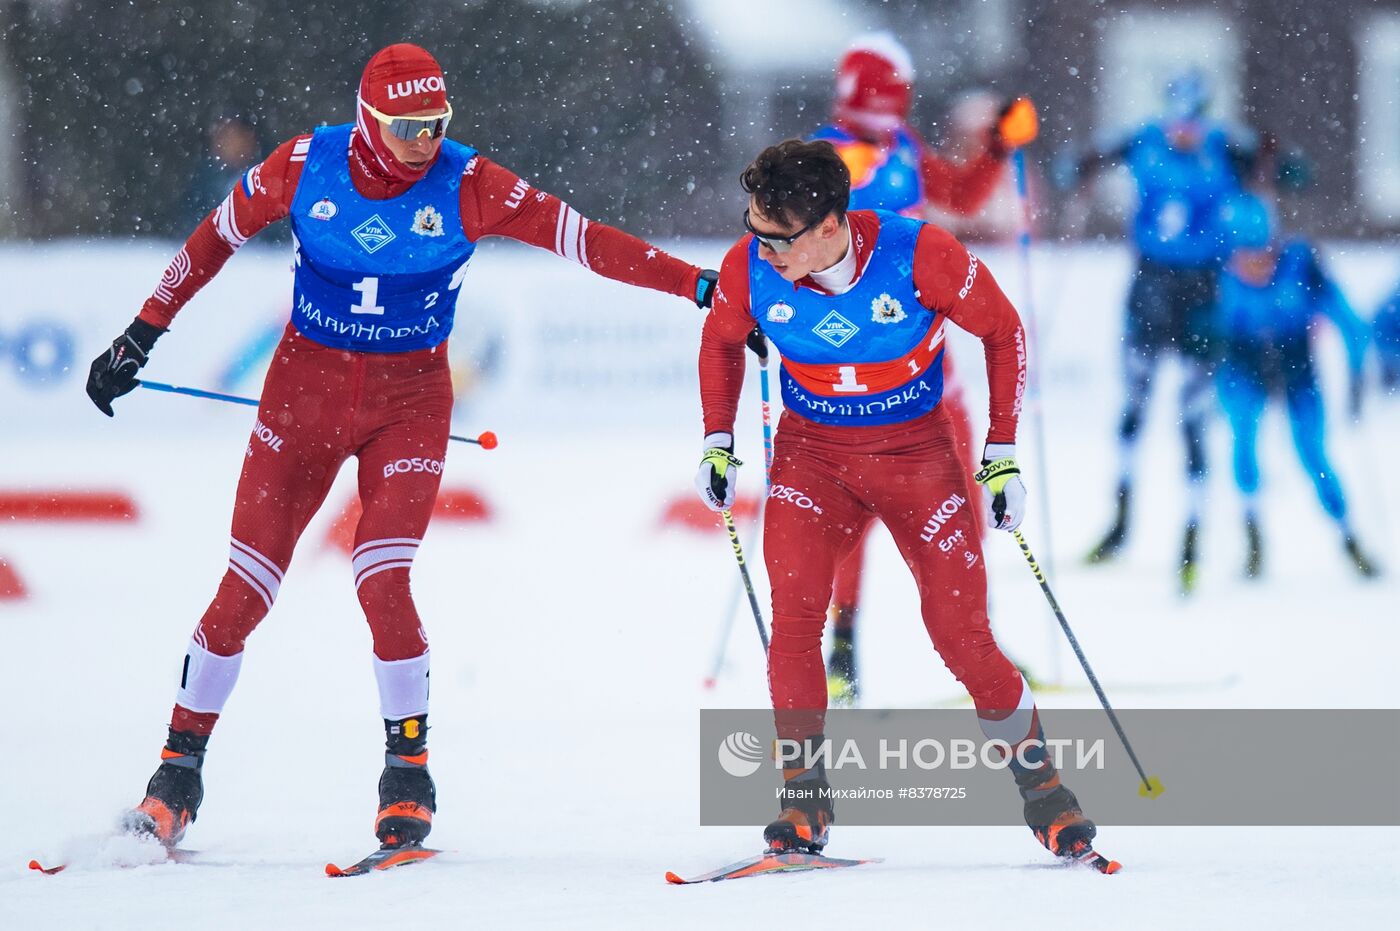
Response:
[743,207,821,254]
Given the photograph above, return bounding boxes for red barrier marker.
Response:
[0,558,27,600]
[658,495,761,532]
[0,491,138,522]
[323,488,494,554]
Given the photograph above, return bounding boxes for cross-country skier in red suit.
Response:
[812,33,1038,705]
[84,43,719,853]
[694,139,1098,862]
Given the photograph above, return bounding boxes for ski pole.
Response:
[1011,146,1063,686]
[703,334,775,687]
[722,508,769,653]
[701,588,741,689]
[1011,528,1163,798]
[138,380,498,448]
[758,343,774,484]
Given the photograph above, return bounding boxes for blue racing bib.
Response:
[287,124,477,352]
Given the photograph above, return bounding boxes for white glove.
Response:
[974,443,1027,532]
[694,432,741,512]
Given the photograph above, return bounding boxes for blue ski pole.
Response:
[138,380,498,448]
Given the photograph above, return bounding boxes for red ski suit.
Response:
[700,213,1028,740]
[824,121,1003,613]
[148,133,702,733]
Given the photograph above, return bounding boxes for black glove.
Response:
[86,317,164,417]
[745,326,768,362]
[696,269,719,309]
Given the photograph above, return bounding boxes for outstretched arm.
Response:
[1304,248,1369,375]
[138,135,307,329]
[909,126,1006,217]
[698,240,756,439]
[1050,129,1135,192]
[460,156,705,304]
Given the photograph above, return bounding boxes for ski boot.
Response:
[826,622,859,708]
[763,751,833,854]
[1085,483,1131,564]
[1019,768,1097,860]
[1244,517,1263,579]
[376,716,436,848]
[1179,521,1200,595]
[1343,536,1378,579]
[122,729,207,847]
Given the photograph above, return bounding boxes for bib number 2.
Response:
[351,259,471,316]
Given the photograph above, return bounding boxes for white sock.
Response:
[175,637,244,714]
[374,651,430,720]
[977,676,1037,745]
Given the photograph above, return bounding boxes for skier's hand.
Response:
[696,269,719,309]
[86,317,164,417]
[745,326,768,362]
[990,97,1038,155]
[695,433,742,512]
[974,443,1027,532]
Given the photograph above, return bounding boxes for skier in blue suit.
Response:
[1063,70,1257,592]
[1213,192,1376,578]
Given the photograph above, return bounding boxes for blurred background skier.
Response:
[808,33,1038,703]
[1213,191,1377,577]
[1063,69,1254,593]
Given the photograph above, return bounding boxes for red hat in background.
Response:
[354,43,449,183]
[834,33,915,141]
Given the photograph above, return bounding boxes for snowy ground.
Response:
[3,244,1398,928]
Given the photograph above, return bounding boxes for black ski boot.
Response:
[376,716,436,848]
[1085,483,1131,564]
[1244,517,1263,579]
[1179,521,1200,595]
[826,620,859,708]
[123,729,208,847]
[1343,536,1378,579]
[1018,767,1097,859]
[763,747,833,854]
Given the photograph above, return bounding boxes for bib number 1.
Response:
[351,276,384,316]
[351,259,471,317]
[832,365,869,394]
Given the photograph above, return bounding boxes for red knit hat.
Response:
[355,43,449,182]
[833,33,914,140]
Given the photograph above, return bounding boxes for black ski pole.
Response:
[1012,529,1163,798]
[721,508,769,652]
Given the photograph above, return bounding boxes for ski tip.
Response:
[664,870,686,885]
[324,863,345,877]
[1103,859,1123,874]
[28,859,64,875]
[1138,776,1165,799]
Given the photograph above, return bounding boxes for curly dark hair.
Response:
[740,138,851,229]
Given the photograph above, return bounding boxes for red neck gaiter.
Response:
[350,43,449,197]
